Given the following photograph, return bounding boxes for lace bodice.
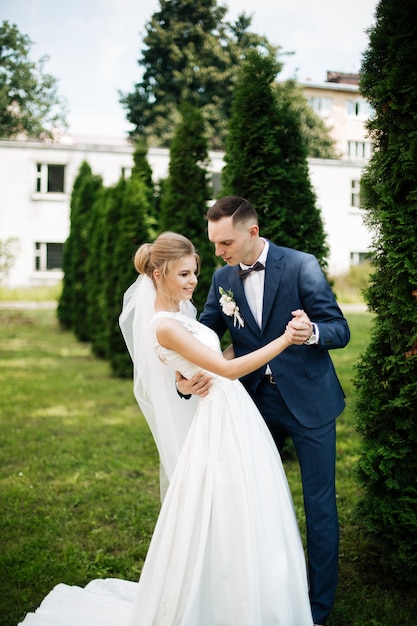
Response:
[152,311,222,380]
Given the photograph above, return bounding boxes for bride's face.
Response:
[167,255,198,303]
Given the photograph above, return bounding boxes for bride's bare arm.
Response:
[176,342,234,396]
[156,311,307,381]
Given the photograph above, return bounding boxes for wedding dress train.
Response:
[19,311,313,626]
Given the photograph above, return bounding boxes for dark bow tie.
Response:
[238,261,265,279]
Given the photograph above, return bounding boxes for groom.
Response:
[177,196,350,625]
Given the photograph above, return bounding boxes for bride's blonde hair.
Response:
[134,232,200,298]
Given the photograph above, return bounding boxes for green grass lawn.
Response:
[1,308,416,625]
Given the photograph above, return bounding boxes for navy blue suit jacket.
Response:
[200,242,350,427]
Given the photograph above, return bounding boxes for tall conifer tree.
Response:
[354,0,417,583]
[57,161,102,337]
[85,144,154,376]
[85,185,113,358]
[108,166,154,377]
[222,51,328,268]
[159,103,215,313]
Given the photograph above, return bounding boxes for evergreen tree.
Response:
[84,145,154,376]
[90,176,128,362]
[0,20,67,139]
[159,103,215,313]
[222,51,329,268]
[85,185,113,358]
[353,0,417,583]
[132,139,155,206]
[120,0,273,150]
[57,161,102,336]
[108,166,154,377]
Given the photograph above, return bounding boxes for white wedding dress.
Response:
[19,312,313,626]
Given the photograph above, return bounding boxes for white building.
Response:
[0,135,371,287]
[301,71,372,161]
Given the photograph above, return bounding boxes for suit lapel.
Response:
[228,269,261,336]
[262,245,285,331]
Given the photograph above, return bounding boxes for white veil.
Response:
[119,275,198,500]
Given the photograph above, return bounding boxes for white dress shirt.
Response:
[239,240,271,374]
[239,239,269,328]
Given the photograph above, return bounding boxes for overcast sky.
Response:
[2,0,378,138]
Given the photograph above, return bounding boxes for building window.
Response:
[348,141,371,160]
[351,179,361,207]
[35,242,64,271]
[35,164,66,193]
[346,98,373,118]
[350,251,369,265]
[308,96,332,117]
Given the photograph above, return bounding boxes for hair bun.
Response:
[134,243,153,274]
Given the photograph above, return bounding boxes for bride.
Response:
[20,232,313,626]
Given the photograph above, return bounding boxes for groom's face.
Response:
[208,216,259,267]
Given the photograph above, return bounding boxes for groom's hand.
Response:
[175,371,212,398]
[285,309,313,345]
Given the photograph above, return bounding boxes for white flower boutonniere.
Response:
[219,287,244,328]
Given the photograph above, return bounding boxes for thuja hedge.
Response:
[353,0,417,584]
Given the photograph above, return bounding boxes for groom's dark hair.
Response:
[207,196,258,226]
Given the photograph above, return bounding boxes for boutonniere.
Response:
[219,287,244,328]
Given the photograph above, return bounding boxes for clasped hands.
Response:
[176,309,313,398]
[284,308,313,344]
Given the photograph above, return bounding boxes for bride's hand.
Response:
[175,371,212,397]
